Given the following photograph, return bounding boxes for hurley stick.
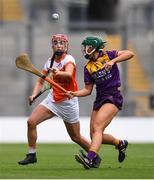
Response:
[15,53,67,93]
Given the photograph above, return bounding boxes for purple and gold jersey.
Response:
[84,50,123,110]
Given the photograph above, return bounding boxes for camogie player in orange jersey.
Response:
[18,34,102,168]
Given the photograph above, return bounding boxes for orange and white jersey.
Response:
[42,54,78,102]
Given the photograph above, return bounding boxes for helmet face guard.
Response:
[81,44,96,59]
[81,36,106,59]
[51,34,68,56]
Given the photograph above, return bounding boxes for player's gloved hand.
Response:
[49,67,58,74]
[66,91,76,99]
[28,96,35,106]
[104,61,114,71]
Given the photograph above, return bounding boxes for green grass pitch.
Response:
[0,143,154,179]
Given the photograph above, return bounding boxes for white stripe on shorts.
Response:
[40,93,79,124]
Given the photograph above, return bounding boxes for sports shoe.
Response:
[78,149,102,168]
[116,140,128,163]
[18,153,37,165]
[75,153,92,169]
[92,154,102,168]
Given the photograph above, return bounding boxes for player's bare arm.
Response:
[28,78,44,105]
[72,84,93,97]
[51,63,74,81]
[104,50,134,71]
[28,69,49,105]
[30,69,49,98]
[113,50,134,63]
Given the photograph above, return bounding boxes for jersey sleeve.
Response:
[63,55,77,72]
[84,66,94,85]
[42,58,51,72]
[106,50,118,60]
[65,55,76,65]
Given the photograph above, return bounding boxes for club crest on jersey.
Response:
[85,53,111,74]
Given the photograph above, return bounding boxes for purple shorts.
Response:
[93,90,123,111]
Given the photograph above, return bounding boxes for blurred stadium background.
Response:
[0,0,154,143]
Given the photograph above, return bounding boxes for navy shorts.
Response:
[93,91,123,111]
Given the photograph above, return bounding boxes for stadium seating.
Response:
[0,2,153,116]
[0,0,24,21]
[107,35,154,116]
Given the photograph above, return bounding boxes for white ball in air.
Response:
[52,13,59,20]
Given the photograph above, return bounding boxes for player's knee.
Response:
[27,118,37,128]
[70,135,81,143]
[91,127,103,136]
[93,122,106,132]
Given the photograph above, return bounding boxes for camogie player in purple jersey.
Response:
[69,36,134,169]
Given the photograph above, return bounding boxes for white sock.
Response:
[28,147,36,154]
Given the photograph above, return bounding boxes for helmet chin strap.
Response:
[84,54,90,59]
[84,46,97,60]
[55,50,64,56]
[85,50,102,61]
